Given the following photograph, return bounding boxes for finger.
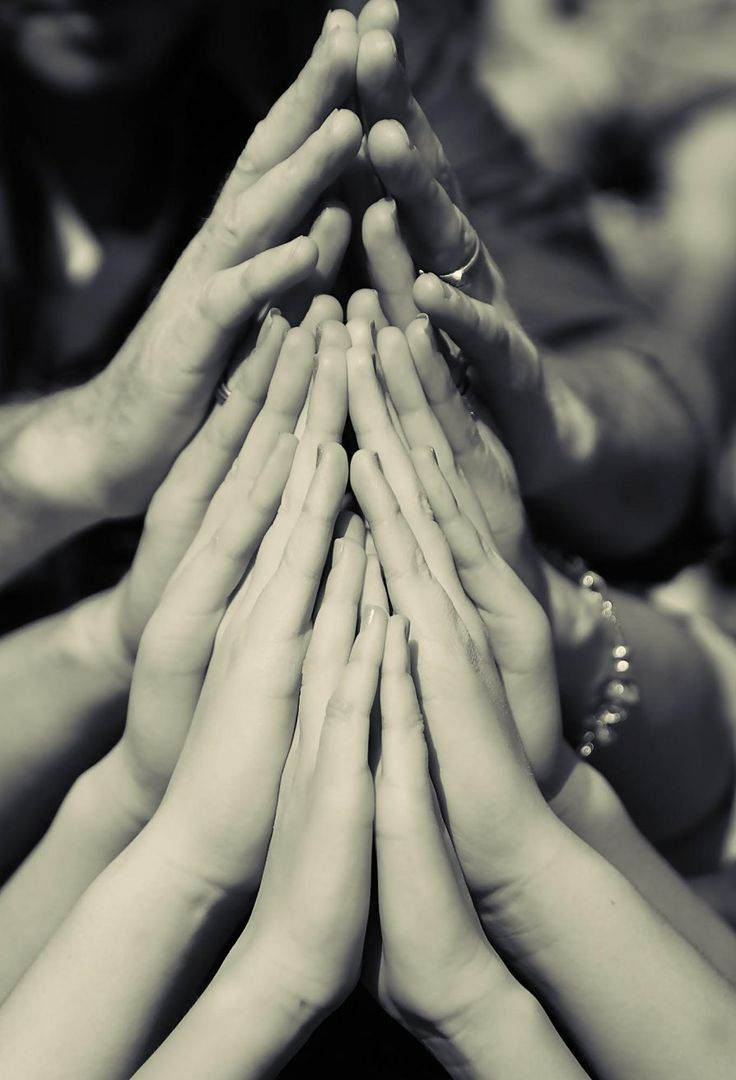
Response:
[377,615,430,791]
[362,197,420,329]
[366,120,481,278]
[299,534,368,761]
[335,509,366,550]
[411,445,560,779]
[301,293,344,334]
[347,320,410,450]
[235,325,316,481]
[316,605,387,780]
[232,341,349,619]
[198,236,319,335]
[215,20,360,211]
[222,306,288,403]
[406,326,534,577]
[377,614,476,896]
[255,442,349,638]
[349,448,452,627]
[315,318,352,354]
[346,288,388,327]
[375,323,448,456]
[413,273,541,393]
[280,202,352,325]
[139,433,298,676]
[357,28,458,198]
[202,109,362,270]
[357,0,404,62]
[138,310,288,579]
[360,529,390,615]
[347,347,481,630]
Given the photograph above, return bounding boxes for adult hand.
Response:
[9,13,362,541]
[355,11,600,504]
[108,308,288,660]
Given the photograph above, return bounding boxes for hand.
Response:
[347,338,566,796]
[233,600,386,1017]
[108,309,289,660]
[351,439,560,905]
[17,16,362,526]
[112,428,298,827]
[353,10,599,506]
[150,443,350,896]
[369,615,586,1080]
[132,571,385,1080]
[371,614,504,1038]
[218,320,351,627]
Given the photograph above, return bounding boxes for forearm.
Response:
[418,981,589,1080]
[552,571,734,845]
[550,755,736,985]
[0,745,148,1002]
[479,815,736,1080]
[530,347,703,559]
[133,948,322,1080]
[0,819,238,1080]
[0,590,132,873]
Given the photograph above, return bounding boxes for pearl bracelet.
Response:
[550,554,639,759]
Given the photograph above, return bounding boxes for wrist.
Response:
[62,589,136,692]
[419,973,551,1080]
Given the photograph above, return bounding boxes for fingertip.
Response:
[362,196,398,242]
[385,613,410,659]
[350,447,381,489]
[357,26,398,70]
[303,293,343,331]
[316,439,348,474]
[413,272,452,308]
[288,233,320,269]
[366,118,412,165]
[328,108,364,149]
[283,322,317,356]
[316,318,351,353]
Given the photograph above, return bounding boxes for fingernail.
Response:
[396,123,414,150]
[333,537,345,563]
[362,604,380,627]
[289,235,309,261]
[412,312,435,344]
[382,197,398,229]
[323,9,340,33]
[368,450,383,475]
[255,305,280,347]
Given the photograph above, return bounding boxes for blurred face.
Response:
[0,0,213,95]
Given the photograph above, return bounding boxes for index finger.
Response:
[218,18,359,207]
